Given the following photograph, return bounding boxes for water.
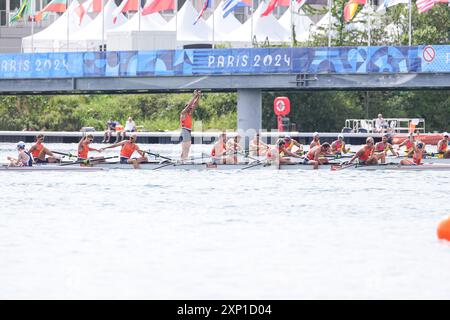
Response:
[1,143,450,299]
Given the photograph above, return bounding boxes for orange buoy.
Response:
[437,217,450,241]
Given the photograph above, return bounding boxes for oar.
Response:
[330,162,357,171]
[241,160,266,170]
[59,156,118,166]
[143,151,173,162]
[51,151,78,158]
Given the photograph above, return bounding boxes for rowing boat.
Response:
[1,162,447,171]
[0,165,105,171]
[2,160,450,171]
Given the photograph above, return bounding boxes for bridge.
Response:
[1,45,449,136]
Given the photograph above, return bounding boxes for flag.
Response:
[33,0,67,22]
[74,0,103,25]
[9,0,31,23]
[343,0,366,22]
[417,0,450,13]
[261,0,295,17]
[416,0,435,13]
[113,0,139,23]
[222,0,251,18]
[193,0,212,25]
[142,0,175,16]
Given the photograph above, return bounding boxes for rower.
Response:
[437,132,450,159]
[249,133,269,156]
[397,133,415,157]
[78,134,103,162]
[304,143,332,170]
[225,135,243,164]
[266,139,292,164]
[309,132,321,149]
[283,136,303,156]
[211,132,227,164]
[180,90,201,161]
[331,134,350,155]
[373,134,398,164]
[400,142,426,165]
[100,134,148,169]
[29,134,60,164]
[7,141,33,167]
[348,137,377,165]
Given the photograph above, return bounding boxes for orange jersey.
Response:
[438,140,448,152]
[78,143,89,159]
[181,112,192,130]
[211,142,226,157]
[31,143,44,158]
[359,145,374,162]
[120,141,138,158]
[306,146,321,160]
[413,148,423,165]
[405,140,414,152]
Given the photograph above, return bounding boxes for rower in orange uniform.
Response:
[400,142,426,165]
[266,139,294,164]
[309,132,321,149]
[101,134,148,169]
[180,90,201,161]
[29,134,60,163]
[331,134,350,155]
[373,134,398,163]
[78,134,102,161]
[283,136,303,156]
[397,133,415,157]
[437,132,450,159]
[304,143,332,169]
[211,132,227,164]
[348,137,377,165]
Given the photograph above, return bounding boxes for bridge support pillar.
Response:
[237,89,262,149]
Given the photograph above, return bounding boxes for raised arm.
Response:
[101,141,125,151]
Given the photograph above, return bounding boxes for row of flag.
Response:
[10,0,450,25]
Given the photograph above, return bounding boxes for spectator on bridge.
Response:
[102,118,120,143]
[123,117,137,140]
[374,114,388,134]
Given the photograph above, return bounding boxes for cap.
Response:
[17,141,26,149]
[417,142,424,148]
[338,134,344,139]
[444,132,449,137]
[313,132,319,137]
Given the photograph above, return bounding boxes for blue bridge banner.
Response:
[0,45,449,79]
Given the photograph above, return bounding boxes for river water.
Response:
[1,142,450,299]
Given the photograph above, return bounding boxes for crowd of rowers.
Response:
[6,131,450,169]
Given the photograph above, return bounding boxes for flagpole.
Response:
[67,0,70,52]
[408,0,412,46]
[251,0,254,46]
[212,0,215,49]
[138,0,141,32]
[367,0,371,47]
[31,0,35,52]
[290,0,294,47]
[102,0,105,51]
[327,0,331,47]
[175,0,178,44]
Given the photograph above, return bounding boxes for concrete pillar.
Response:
[237,89,262,149]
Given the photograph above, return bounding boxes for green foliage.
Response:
[0,93,237,132]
